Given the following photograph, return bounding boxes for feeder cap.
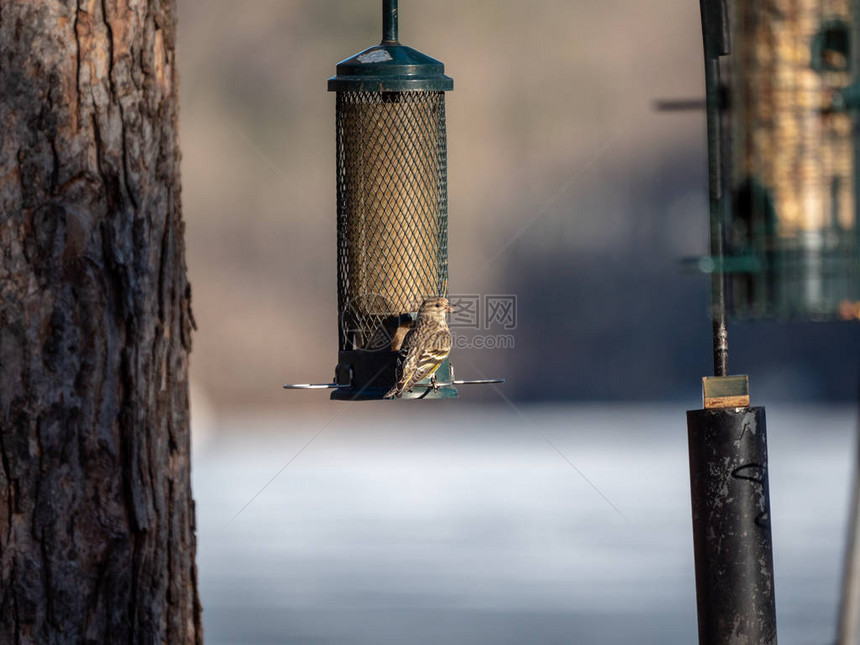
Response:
[328,43,453,93]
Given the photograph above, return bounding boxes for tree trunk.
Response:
[0,1,202,642]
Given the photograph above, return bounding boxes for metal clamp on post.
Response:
[702,374,749,409]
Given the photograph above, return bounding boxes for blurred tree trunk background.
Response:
[0,0,201,642]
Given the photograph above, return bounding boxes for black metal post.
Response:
[382,0,399,44]
[688,407,778,644]
[688,2,779,644]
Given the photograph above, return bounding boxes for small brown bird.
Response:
[384,296,453,399]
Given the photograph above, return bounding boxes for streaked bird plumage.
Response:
[384,296,453,399]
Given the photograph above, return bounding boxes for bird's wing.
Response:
[399,326,417,354]
[415,347,448,375]
[398,329,452,392]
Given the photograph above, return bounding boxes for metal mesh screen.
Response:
[336,91,449,350]
[727,0,860,319]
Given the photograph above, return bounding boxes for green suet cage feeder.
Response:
[721,0,860,320]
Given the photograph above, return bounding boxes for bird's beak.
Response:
[446,303,455,313]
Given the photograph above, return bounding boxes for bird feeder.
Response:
[284,0,503,400]
[723,0,860,320]
[327,0,454,400]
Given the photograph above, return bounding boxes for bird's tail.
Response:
[383,385,402,399]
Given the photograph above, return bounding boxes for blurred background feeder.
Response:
[723,0,860,320]
[329,0,455,400]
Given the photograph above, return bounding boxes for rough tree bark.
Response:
[0,1,202,642]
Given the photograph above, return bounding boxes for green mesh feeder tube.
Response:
[329,0,456,400]
[723,0,860,320]
[282,0,501,398]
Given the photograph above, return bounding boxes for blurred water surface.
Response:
[193,403,856,644]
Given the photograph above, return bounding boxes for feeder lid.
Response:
[328,43,453,93]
